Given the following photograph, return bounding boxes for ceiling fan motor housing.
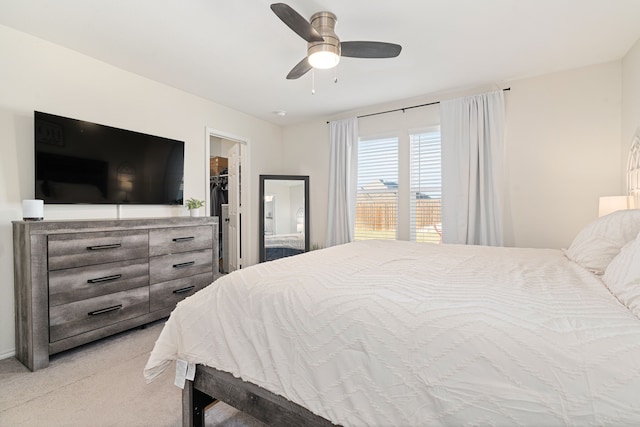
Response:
[307,11,340,68]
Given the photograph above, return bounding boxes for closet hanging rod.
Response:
[326,88,510,123]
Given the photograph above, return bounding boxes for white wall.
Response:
[281,120,328,248]
[0,25,283,358]
[282,61,625,251]
[505,61,622,248]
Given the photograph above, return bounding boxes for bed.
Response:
[264,233,305,261]
[145,209,640,426]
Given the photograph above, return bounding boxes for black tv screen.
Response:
[34,111,184,205]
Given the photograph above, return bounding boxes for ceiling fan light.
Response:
[307,11,340,70]
[308,51,340,69]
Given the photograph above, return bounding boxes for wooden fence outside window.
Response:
[355,197,441,242]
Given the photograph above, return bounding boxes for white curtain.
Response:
[326,117,358,247]
[440,90,505,246]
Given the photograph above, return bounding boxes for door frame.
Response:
[204,127,250,270]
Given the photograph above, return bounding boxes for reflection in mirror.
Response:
[259,175,309,262]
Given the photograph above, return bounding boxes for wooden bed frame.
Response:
[182,365,337,427]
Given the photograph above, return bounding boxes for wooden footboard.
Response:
[182,365,337,427]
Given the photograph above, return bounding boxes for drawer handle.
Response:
[86,243,122,251]
[173,285,196,294]
[173,237,195,242]
[173,261,195,269]
[87,274,122,284]
[88,304,122,316]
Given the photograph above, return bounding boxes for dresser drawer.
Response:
[48,230,148,270]
[49,259,149,306]
[149,225,213,256]
[49,287,149,343]
[149,272,213,312]
[149,249,213,284]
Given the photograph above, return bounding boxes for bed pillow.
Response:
[603,231,640,317]
[565,209,640,274]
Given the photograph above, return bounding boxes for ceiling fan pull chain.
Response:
[334,66,338,84]
[311,69,316,95]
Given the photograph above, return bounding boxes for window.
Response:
[354,130,441,243]
[410,130,442,243]
[355,136,398,240]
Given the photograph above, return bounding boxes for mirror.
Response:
[259,175,309,262]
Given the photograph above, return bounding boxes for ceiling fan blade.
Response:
[286,57,312,79]
[270,3,324,43]
[340,41,402,58]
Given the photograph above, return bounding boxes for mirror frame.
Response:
[259,175,310,262]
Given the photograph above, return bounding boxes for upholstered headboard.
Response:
[628,128,640,208]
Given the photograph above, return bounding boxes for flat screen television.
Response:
[34,111,184,205]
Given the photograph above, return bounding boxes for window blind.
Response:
[410,130,442,243]
[355,137,398,240]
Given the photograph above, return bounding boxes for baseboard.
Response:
[0,348,16,360]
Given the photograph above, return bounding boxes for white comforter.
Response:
[144,240,640,426]
[265,232,305,249]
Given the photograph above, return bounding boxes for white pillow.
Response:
[603,231,640,317]
[565,209,640,274]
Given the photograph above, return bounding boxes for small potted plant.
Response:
[185,197,205,217]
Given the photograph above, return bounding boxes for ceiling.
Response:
[2,0,640,126]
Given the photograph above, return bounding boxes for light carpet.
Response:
[0,319,266,427]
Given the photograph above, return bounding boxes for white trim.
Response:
[0,349,16,360]
[205,127,251,269]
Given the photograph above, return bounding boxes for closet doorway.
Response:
[205,128,249,274]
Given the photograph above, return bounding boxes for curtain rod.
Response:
[327,88,511,123]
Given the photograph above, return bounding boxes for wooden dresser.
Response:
[13,217,219,371]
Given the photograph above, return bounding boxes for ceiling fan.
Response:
[270,3,402,80]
